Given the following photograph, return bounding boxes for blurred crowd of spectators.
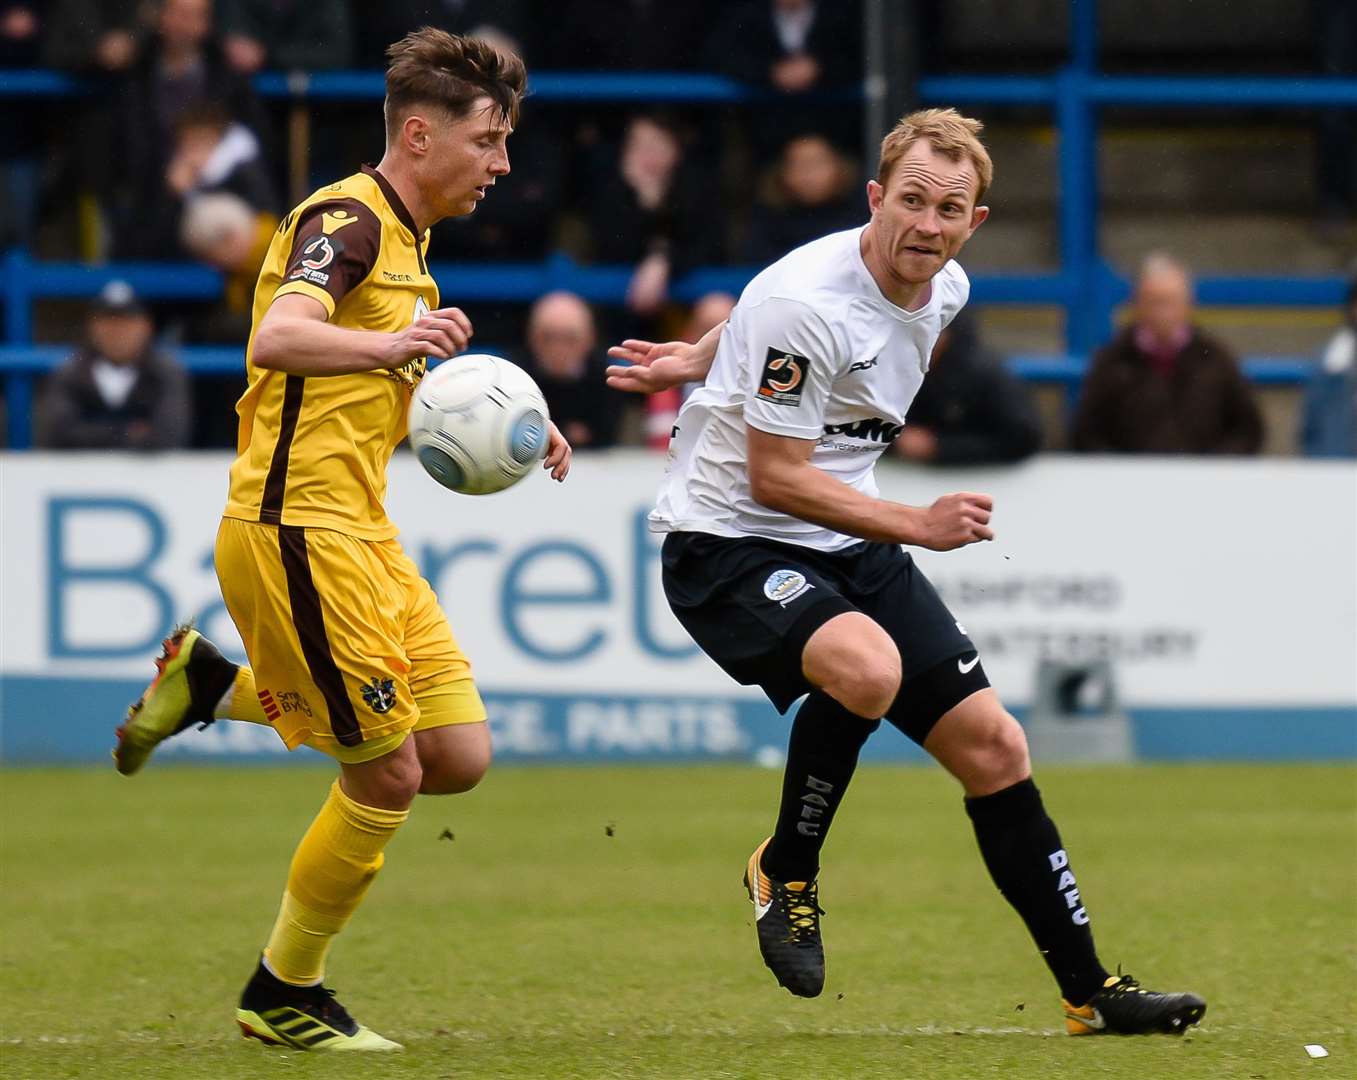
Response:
[3,1,1354,459]
[36,263,1357,461]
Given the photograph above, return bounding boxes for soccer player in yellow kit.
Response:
[112,29,571,1051]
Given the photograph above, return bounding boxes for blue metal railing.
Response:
[2,341,1314,451]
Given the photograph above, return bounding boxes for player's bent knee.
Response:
[342,739,423,810]
[804,615,902,719]
[420,747,492,795]
[831,660,901,719]
[973,713,1030,788]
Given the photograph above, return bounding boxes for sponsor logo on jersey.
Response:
[258,689,315,719]
[321,208,360,234]
[299,235,335,271]
[758,347,810,406]
[361,676,398,714]
[382,270,416,282]
[821,417,904,443]
[763,568,814,606]
[847,355,879,373]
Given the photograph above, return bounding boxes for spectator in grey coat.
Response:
[37,281,191,450]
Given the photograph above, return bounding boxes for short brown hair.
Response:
[384,27,527,144]
[877,108,993,203]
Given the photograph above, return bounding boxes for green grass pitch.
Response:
[2,762,1353,1078]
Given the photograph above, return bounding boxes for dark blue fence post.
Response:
[3,249,32,345]
[8,371,34,449]
[1057,0,1106,360]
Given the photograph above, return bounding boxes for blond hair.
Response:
[877,108,993,202]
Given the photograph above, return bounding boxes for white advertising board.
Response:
[3,452,1354,710]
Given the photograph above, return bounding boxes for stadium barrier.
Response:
[0,247,1333,449]
[2,451,1353,765]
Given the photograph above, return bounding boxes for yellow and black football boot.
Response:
[236,960,402,1052]
[1064,971,1207,1035]
[743,837,826,997]
[113,625,237,775]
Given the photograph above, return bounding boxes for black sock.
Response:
[965,778,1110,1005]
[761,692,879,883]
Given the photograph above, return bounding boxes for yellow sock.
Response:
[263,780,409,985]
[213,666,269,724]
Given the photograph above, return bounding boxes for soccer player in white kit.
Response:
[607,109,1205,1036]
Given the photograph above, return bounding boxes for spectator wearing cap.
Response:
[894,311,1043,466]
[519,292,633,450]
[36,282,191,450]
[744,133,863,264]
[1301,269,1357,458]
[1072,253,1264,455]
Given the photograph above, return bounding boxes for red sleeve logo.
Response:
[757,348,811,406]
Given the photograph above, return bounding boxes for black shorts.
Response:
[661,531,988,744]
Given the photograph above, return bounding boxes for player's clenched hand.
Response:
[543,422,572,482]
[915,491,994,550]
[382,307,473,368]
[605,340,705,394]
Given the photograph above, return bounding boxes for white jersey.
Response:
[649,226,970,551]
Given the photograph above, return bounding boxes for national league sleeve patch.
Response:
[757,347,811,407]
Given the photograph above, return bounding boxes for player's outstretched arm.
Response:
[252,294,473,376]
[747,426,994,550]
[604,319,725,394]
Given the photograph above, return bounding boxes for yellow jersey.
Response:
[223,166,436,540]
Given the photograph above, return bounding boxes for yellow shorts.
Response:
[215,517,486,762]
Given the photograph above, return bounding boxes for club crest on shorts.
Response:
[361,676,397,714]
[758,347,811,406]
[764,568,814,607]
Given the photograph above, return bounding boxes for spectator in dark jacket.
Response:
[108,0,267,259]
[353,0,532,66]
[585,113,723,317]
[37,281,191,450]
[706,0,862,151]
[43,0,142,72]
[547,0,714,71]
[217,0,351,72]
[520,292,632,450]
[1,1,44,248]
[744,133,863,263]
[895,311,1043,466]
[1072,253,1264,455]
[1301,269,1357,458]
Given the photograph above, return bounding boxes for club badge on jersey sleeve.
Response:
[758,347,812,406]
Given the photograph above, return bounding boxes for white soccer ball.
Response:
[408,354,550,495]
